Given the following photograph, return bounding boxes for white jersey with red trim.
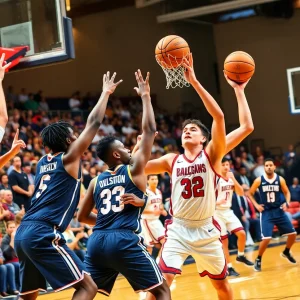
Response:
[216,177,234,210]
[141,188,163,220]
[170,150,218,221]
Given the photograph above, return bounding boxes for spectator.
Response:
[0,174,10,190]
[2,190,23,215]
[8,156,34,211]
[18,88,28,106]
[236,167,251,187]
[240,151,255,173]
[22,162,35,185]
[92,129,105,144]
[121,121,137,136]
[0,248,18,297]
[33,90,43,103]
[68,91,81,111]
[1,221,20,290]
[253,155,265,178]
[24,93,39,111]
[0,202,14,236]
[62,225,86,262]
[100,118,116,135]
[284,144,296,167]
[38,97,49,112]
[289,177,300,202]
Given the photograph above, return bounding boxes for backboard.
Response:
[0,0,75,71]
[287,67,300,114]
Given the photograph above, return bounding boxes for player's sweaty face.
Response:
[264,162,275,174]
[182,124,203,147]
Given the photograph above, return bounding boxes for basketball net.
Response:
[156,54,190,89]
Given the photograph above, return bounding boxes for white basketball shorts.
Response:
[158,217,227,280]
[140,218,165,247]
[214,209,244,239]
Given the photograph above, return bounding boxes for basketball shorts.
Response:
[140,218,165,247]
[159,217,227,280]
[15,221,87,295]
[84,229,163,296]
[260,208,296,239]
[214,209,244,239]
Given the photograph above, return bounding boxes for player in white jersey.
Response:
[215,158,254,277]
[141,174,167,255]
[132,55,253,300]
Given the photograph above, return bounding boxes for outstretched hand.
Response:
[134,69,150,97]
[0,53,11,81]
[182,53,197,84]
[102,71,123,94]
[223,71,250,90]
[10,129,26,156]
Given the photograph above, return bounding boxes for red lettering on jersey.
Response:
[221,185,234,192]
[176,164,207,177]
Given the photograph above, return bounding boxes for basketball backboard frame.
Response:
[287,66,300,114]
[0,0,75,71]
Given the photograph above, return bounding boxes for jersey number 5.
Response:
[36,174,51,199]
[181,176,204,199]
[101,186,125,215]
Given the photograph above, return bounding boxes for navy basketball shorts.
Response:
[260,208,296,239]
[15,221,87,295]
[84,229,163,296]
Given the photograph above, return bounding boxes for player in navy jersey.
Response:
[14,71,122,300]
[78,70,171,299]
[249,158,296,272]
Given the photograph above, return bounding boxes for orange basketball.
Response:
[224,51,255,83]
[155,35,190,69]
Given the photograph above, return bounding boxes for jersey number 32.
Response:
[181,176,204,199]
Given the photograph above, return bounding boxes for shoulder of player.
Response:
[278,175,286,184]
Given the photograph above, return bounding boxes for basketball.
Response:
[224,51,255,83]
[155,35,190,69]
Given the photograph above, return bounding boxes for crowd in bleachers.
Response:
[0,86,299,295]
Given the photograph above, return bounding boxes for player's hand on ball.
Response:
[223,71,250,90]
[0,53,11,81]
[134,69,150,98]
[121,193,145,207]
[182,53,197,84]
[102,71,123,94]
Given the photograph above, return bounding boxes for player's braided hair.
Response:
[41,120,73,153]
[182,119,210,148]
[96,135,117,163]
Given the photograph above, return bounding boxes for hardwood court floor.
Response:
[40,240,300,300]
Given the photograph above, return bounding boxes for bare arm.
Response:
[249,177,264,212]
[228,172,244,196]
[224,74,254,153]
[0,129,26,169]
[129,70,156,191]
[0,54,11,129]
[64,72,122,175]
[78,178,97,226]
[182,54,225,165]
[12,185,30,196]
[144,153,175,176]
[280,176,291,204]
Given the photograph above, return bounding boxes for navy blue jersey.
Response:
[23,153,81,232]
[258,174,283,209]
[93,165,146,233]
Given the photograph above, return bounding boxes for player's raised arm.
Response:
[64,72,122,165]
[182,53,225,165]
[227,171,244,196]
[0,54,11,140]
[78,178,97,225]
[279,176,291,205]
[224,73,254,153]
[129,70,156,190]
[0,129,25,169]
[249,177,264,212]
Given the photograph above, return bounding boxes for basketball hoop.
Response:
[156,54,190,89]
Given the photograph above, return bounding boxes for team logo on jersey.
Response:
[177,160,183,163]
[262,182,266,185]
[275,181,278,184]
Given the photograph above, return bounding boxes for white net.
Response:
[156,53,190,89]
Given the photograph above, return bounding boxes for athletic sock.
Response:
[227,263,232,268]
[238,251,244,257]
[257,256,262,260]
[283,247,290,255]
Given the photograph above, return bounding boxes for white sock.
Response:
[238,251,244,257]
[227,263,232,268]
